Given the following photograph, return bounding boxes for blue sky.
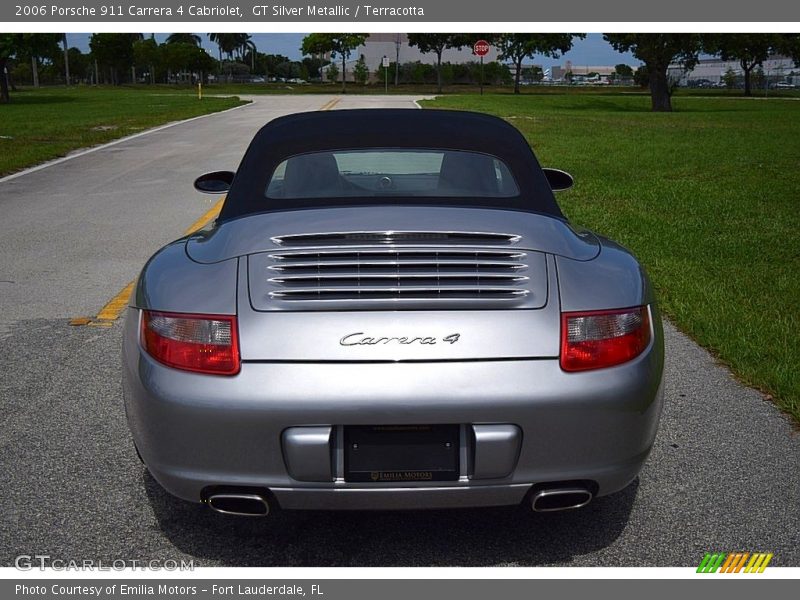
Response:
[66,33,638,66]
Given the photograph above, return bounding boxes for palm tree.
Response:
[240,35,257,71]
[166,33,201,46]
[208,33,243,61]
[208,33,247,81]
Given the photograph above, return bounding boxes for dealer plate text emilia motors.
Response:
[16,585,319,596]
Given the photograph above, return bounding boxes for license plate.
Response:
[344,424,460,482]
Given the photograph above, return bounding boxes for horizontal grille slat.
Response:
[272,231,520,246]
[269,261,527,273]
[270,249,527,260]
[270,274,529,285]
[256,234,540,307]
[270,288,529,301]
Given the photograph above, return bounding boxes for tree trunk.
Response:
[436,50,443,94]
[63,34,70,85]
[514,58,522,94]
[742,61,753,97]
[648,66,672,112]
[31,56,39,88]
[0,59,10,103]
[394,38,399,86]
[341,54,346,93]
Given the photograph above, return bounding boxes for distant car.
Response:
[249,76,265,83]
[122,109,665,517]
[776,82,795,89]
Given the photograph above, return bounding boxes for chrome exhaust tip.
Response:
[207,493,270,517]
[531,487,593,512]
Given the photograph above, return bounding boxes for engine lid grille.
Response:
[249,242,547,311]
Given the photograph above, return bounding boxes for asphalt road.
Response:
[1,95,798,568]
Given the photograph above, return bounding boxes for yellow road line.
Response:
[71,196,226,326]
[74,95,341,327]
[96,281,136,321]
[184,195,226,235]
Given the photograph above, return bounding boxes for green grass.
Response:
[0,86,247,176]
[168,81,800,99]
[422,93,800,422]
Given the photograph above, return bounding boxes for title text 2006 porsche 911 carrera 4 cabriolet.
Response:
[122,109,664,516]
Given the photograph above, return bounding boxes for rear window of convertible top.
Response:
[264,149,520,199]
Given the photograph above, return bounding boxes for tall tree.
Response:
[89,33,143,84]
[780,34,800,65]
[166,33,202,47]
[133,37,161,84]
[704,34,793,96]
[407,34,472,93]
[208,33,247,81]
[19,34,61,87]
[163,42,215,83]
[496,34,583,94]
[62,33,70,85]
[240,35,256,70]
[615,63,634,77]
[301,34,368,93]
[604,34,703,112]
[208,33,241,61]
[0,33,17,102]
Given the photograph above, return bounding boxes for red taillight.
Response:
[141,311,240,375]
[560,306,651,372]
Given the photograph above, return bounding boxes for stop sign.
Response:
[473,40,490,57]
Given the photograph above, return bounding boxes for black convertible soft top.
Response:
[219,109,564,221]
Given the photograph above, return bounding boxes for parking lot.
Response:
[1,95,798,567]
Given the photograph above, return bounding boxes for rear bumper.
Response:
[122,308,664,509]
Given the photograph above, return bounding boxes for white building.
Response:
[549,62,637,82]
[668,55,799,85]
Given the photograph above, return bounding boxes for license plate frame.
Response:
[344,424,460,483]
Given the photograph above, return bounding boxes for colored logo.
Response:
[697,552,773,573]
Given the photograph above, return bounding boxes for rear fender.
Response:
[131,239,238,315]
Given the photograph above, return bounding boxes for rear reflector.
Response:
[141,311,240,375]
[560,306,650,372]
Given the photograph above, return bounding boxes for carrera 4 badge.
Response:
[339,332,462,346]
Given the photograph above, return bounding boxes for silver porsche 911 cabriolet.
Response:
[122,109,664,516]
